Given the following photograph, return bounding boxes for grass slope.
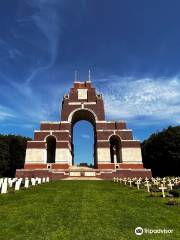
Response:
[0,181,179,240]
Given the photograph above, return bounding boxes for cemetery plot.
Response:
[112,176,180,204]
[0,177,50,194]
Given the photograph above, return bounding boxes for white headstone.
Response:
[38,178,42,184]
[31,178,36,186]
[24,179,29,188]
[0,178,3,188]
[46,177,49,182]
[1,181,8,194]
[15,180,21,191]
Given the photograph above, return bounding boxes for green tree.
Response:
[141,126,180,177]
[0,134,31,177]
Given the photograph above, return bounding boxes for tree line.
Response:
[141,126,180,177]
[0,135,31,177]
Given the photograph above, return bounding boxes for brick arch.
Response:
[108,133,122,141]
[109,134,122,164]
[68,108,98,126]
[44,134,58,142]
[70,109,97,167]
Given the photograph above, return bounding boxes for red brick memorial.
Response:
[16,80,151,179]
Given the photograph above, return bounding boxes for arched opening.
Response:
[73,121,94,167]
[71,109,97,168]
[46,136,56,163]
[109,135,122,163]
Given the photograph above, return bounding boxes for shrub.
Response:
[169,189,180,198]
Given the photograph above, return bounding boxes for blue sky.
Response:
[0,0,180,164]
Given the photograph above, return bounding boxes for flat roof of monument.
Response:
[40,121,61,124]
[74,80,92,83]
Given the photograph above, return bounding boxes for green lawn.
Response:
[0,181,179,240]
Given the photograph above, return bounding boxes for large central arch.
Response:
[70,109,97,167]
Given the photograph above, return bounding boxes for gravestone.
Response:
[1,181,8,194]
[159,184,167,198]
[24,178,29,188]
[144,182,151,192]
[15,180,21,191]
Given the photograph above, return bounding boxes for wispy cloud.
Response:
[95,75,180,125]
[0,105,15,121]
[81,133,90,139]
[19,0,63,85]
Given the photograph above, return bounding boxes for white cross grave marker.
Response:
[159,184,167,198]
[144,182,151,192]
[123,178,127,185]
[167,182,174,190]
[128,179,133,187]
[135,181,141,190]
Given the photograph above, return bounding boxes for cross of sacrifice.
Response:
[159,184,167,198]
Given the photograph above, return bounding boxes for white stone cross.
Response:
[123,178,127,185]
[135,181,141,190]
[128,179,133,187]
[145,177,149,181]
[145,179,149,184]
[118,178,122,183]
[167,182,174,190]
[1,181,8,194]
[159,184,167,198]
[174,178,179,185]
[161,179,166,187]
[144,182,151,192]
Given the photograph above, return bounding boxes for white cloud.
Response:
[95,75,180,125]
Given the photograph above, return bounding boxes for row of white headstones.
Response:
[113,176,180,198]
[0,177,50,194]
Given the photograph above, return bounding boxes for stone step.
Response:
[62,177,102,180]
